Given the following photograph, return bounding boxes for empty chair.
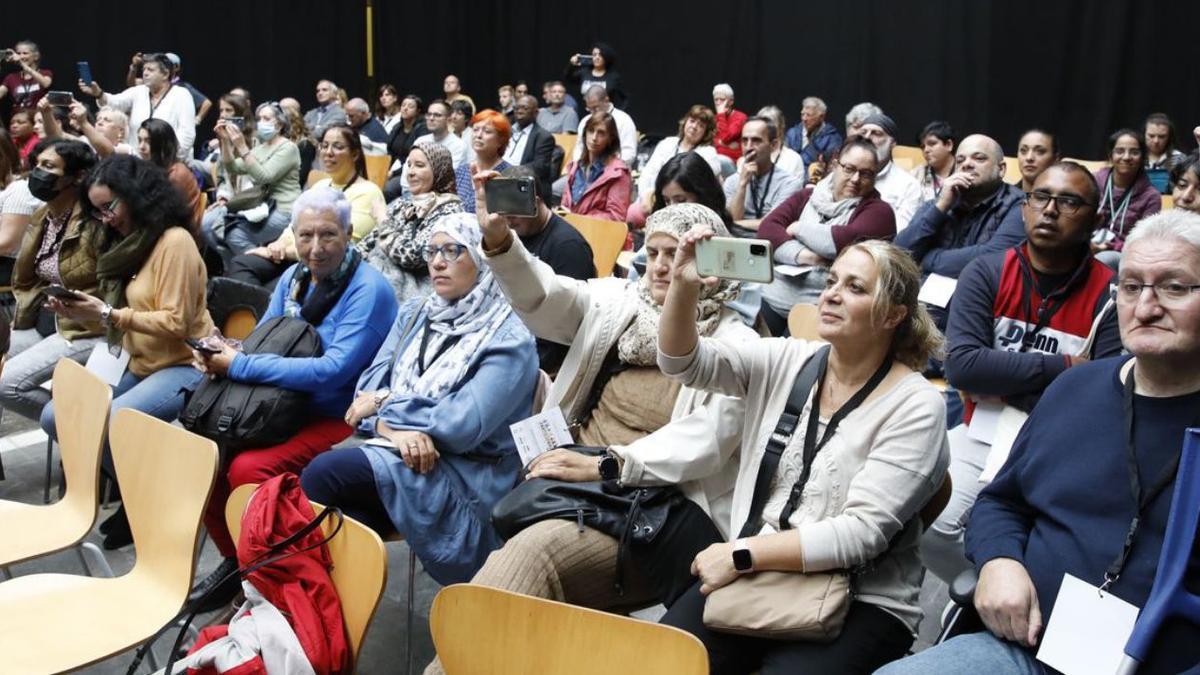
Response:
[563,213,627,277]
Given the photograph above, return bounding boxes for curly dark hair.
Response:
[83,154,192,241]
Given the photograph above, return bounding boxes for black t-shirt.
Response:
[520,214,594,373]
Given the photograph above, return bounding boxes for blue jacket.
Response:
[784,121,843,174]
[356,300,538,585]
[895,182,1026,279]
[227,260,398,418]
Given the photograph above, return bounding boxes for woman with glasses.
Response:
[358,141,463,302]
[1091,128,1161,268]
[185,186,399,611]
[301,212,537,585]
[757,138,897,336]
[1169,152,1199,214]
[40,154,215,549]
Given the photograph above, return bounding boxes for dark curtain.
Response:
[5,0,1198,158]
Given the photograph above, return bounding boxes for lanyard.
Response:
[148,84,173,119]
[1099,173,1135,238]
[1104,364,1188,590]
[416,323,460,376]
[748,163,776,218]
[1013,246,1089,353]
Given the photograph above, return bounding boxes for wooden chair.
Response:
[365,154,391,189]
[1002,156,1022,184]
[431,583,709,675]
[224,308,259,341]
[0,409,218,673]
[892,156,915,171]
[787,304,822,341]
[563,213,628,277]
[306,170,331,189]
[553,133,577,176]
[226,483,388,668]
[1162,194,1175,210]
[0,360,112,578]
[892,145,925,168]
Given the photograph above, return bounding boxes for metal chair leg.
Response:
[79,542,115,578]
[43,438,54,504]
[407,548,416,675]
[0,565,10,580]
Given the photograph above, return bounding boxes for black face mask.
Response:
[27,168,66,202]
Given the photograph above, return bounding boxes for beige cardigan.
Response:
[659,336,949,633]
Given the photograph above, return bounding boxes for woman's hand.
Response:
[78,79,102,98]
[526,448,603,482]
[344,390,380,428]
[46,294,106,323]
[673,225,719,287]
[378,424,440,474]
[68,101,90,127]
[691,542,741,595]
[569,54,582,66]
[249,240,291,263]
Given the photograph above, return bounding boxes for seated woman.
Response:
[41,154,215,549]
[448,99,475,163]
[9,110,39,168]
[68,103,133,157]
[226,124,385,288]
[202,102,302,262]
[0,133,39,283]
[757,138,897,336]
[201,92,253,168]
[1091,128,1161,268]
[0,140,103,421]
[384,94,426,172]
[657,235,949,675]
[420,203,755,675]
[375,84,403,135]
[301,213,538,585]
[358,141,463,302]
[284,108,318,187]
[187,186,398,610]
[1013,128,1059,193]
[1171,151,1199,213]
[912,120,956,202]
[453,109,511,212]
[562,110,630,223]
[627,105,721,227]
[136,119,202,238]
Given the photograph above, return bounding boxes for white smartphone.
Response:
[695,236,774,284]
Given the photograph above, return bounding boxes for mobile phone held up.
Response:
[227,116,245,131]
[695,237,774,284]
[76,61,93,85]
[185,337,222,355]
[484,176,538,217]
[45,91,73,107]
[43,284,85,302]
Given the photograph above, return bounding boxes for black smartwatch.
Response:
[732,539,753,573]
[598,452,620,481]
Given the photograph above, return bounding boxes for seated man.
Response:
[881,209,1200,675]
[783,96,843,178]
[504,95,556,204]
[920,162,1123,585]
[345,97,389,156]
[722,116,803,227]
[850,112,923,230]
[895,134,1027,329]
[534,81,579,134]
[303,79,348,142]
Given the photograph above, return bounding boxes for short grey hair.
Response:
[291,186,352,233]
[1122,209,1200,253]
[802,97,827,114]
[318,79,339,91]
[346,98,370,114]
[755,106,787,136]
[255,101,291,137]
[585,85,609,102]
[845,102,883,129]
[712,83,734,99]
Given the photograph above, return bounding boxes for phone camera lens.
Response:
[750,244,766,256]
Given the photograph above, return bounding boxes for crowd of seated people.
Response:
[2,40,1199,675]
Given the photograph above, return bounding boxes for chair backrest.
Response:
[364,155,390,189]
[52,359,113,527]
[305,170,331,189]
[892,156,915,171]
[892,145,925,168]
[109,409,217,596]
[919,474,953,531]
[553,133,577,175]
[224,308,259,341]
[787,304,822,341]
[1002,156,1022,184]
[1162,194,1175,210]
[563,213,627,277]
[431,583,709,675]
[226,483,388,666]
[198,191,209,215]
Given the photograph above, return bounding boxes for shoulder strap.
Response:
[737,344,830,538]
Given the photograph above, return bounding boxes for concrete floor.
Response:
[0,410,949,674]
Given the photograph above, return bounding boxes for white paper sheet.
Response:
[84,343,130,386]
[509,407,574,467]
[773,264,814,277]
[1037,574,1139,675]
[967,400,1004,445]
[978,406,1030,483]
[918,273,958,308]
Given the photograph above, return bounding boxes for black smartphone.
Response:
[227,116,245,130]
[578,55,594,67]
[484,177,537,217]
[185,337,222,355]
[44,284,85,302]
[46,91,73,107]
[76,61,93,85]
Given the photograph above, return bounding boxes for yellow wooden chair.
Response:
[1162,194,1175,210]
[431,583,708,675]
[0,409,218,673]
[553,133,577,176]
[1002,156,1022,184]
[224,308,260,341]
[226,483,388,669]
[365,155,391,189]
[563,213,628,277]
[306,170,331,189]
[787,304,822,341]
[892,145,925,168]
[0,359,112,579]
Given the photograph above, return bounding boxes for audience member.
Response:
[0,140,101,420]
[345,97,389,156]
[534,81,578,134]
[454,109,512,212]
[712,83,747,163]
[758,138,897,335]
[375,84,403,134]
[784,96,844,178]
[913,120,956,202]
[442,74,475,114]
[414,100,468,169]
[283,107,317,187]
[844,101,883,138]
[571,86,637,165]
[920,162,1122,585]
[384,94,427,172]
[302,79,348,142]
[565,43,627,110]
[7,110,38,167]
[850,112,923,230]
[751,106,805,178]
[41,154,214,549]
[722,116,803,224]
[562,111,631,223]
[1013,128,1059,193]
[497,85,515,121]
[188,186,398,611]
[881,208,1200,675]
[0,132,39,265]
[205,93,254,161]
[279,96,300,119]
[448,99,475,163]
[1091,128,1162,267]
[628,105,721,227]
[0,40,52,113]
[301,213,538,586]
[358,141,463,302]
[79,53,195,162]
[164,53,212,126]
[68,103,131,158]
[1144,112,1185,171]
[136,119,202,238]
[657,235,948,674]
[1170,152,1199,213]
[504,95,556,203]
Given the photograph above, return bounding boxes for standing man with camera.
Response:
[0,41,52,114]
[78,52,195,162]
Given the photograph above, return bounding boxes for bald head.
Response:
[953,134,1006,199]
[345,97,371,126]
[584,85,610,113]
[959,134,1003,163]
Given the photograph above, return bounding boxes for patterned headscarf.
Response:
[617,203,741,366]
[411,141,457,195]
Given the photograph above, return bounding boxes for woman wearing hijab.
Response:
[301,212,538,585]
[357,140,463,303]
[419,200,756,674]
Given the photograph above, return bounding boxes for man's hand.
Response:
[975,558,1043,647]
[936,172,975,212]
[737,150,758,185]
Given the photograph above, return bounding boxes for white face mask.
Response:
[255,120,278,142]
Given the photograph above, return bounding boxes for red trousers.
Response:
[204,417,352,558]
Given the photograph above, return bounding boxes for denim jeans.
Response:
[201,205,292,260]
[40,364,203,481]
[874,631,1045,675]
[0,331,102,420]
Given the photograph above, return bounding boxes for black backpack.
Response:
[181,316,322,450]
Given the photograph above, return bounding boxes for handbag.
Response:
[224,184,270,213]
[702,344,892,642]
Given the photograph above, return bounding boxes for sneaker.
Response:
[187,557,241,613]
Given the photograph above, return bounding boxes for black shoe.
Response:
[98,504,126,535]
[100,507,132,549]
[188,557,241,613]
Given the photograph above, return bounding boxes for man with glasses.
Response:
[303,79,347,141]
[920,162,1122,587]
[413,99,467,169]
[881,207,1200,675]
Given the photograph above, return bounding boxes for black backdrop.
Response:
[6,0,1198,158]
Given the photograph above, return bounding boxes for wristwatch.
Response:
[732,538,754,573]
[598,451,620,481]
[373,388,391,409]
[99,303,113,327]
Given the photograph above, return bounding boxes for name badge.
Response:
[85,343,130,386]
[1036,573,1139,675]
[509,407,573,467]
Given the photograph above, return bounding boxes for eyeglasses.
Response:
[318,142,349,152]
[837,161,875,181]
[425,112,446,119]
[1024,191,1094,215]
[421,243,468,263]
[95,197,121,219]
[1115,280,1200,308]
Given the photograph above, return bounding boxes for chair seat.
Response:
[0,498,94,567]
[0,570,188,673]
